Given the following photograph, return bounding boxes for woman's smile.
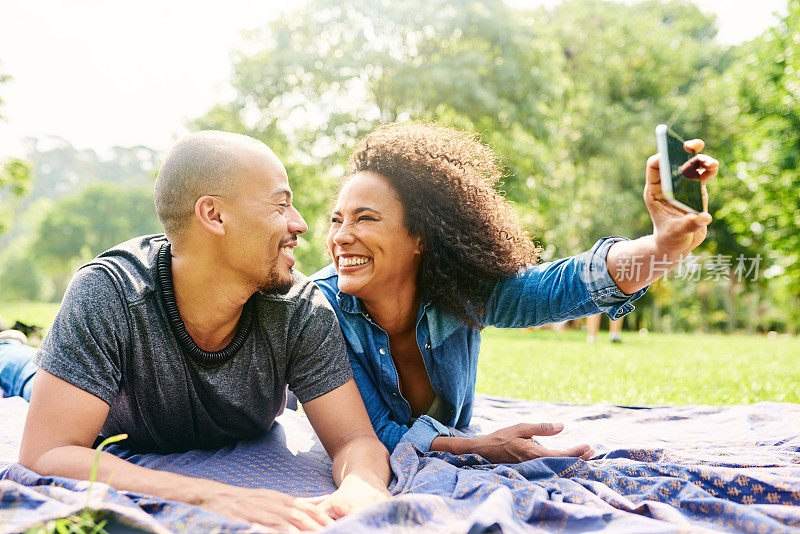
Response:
[337,254,372,270]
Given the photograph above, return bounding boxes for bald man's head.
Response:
[154,131,282,241]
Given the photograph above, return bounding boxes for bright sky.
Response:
[0,0,788,161]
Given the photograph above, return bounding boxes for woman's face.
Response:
[327,171,422,300]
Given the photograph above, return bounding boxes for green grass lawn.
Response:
[0,302,61,332]
[477,327,799,405]
[1,302,797,405]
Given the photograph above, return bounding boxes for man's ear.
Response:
[195,196,226,236]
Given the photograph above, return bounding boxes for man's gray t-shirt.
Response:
[35,234,352,453]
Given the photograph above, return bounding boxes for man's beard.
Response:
[258,265,294,295]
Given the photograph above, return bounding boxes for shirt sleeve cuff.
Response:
[575,236,648,320]
[400,415,454,452]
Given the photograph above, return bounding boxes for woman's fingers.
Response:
[517,422,565,437]
[696,154,719,186]
[675,211,712,235]
[528,442,594,459]
[684,138,705,153]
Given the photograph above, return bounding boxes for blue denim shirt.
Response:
[311,237,647,453]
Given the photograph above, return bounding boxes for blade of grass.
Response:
[85,434,127,505]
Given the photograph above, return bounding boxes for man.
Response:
[7,131,391,531]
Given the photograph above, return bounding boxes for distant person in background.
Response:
[586,313,623,344]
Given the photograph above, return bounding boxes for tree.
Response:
[720,1,800,294]
[0,241,49,301]
[0,64,33,235]
[0,137,159,258]
[31,183,162,297]
[16,137,157,208]
[195,0,796,332]
[520,0,723,254]
[199,0,723,266]
[0,157,32,236]
[677,0,800,330]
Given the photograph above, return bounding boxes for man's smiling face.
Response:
[222,147,307,294]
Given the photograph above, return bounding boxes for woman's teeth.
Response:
[339,256,370,267]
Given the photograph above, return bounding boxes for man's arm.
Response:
[20,370,333,531]
[303,379,391,519]
[607,140,718,295]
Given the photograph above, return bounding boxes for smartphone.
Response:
[655,124,704,214]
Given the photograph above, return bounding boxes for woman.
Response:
[312,123,717,462]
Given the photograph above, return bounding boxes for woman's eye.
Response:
[357,215,374,222]
[330,217,342,224]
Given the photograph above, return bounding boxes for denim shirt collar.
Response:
[335,291,365,315]
[335,290,433,322]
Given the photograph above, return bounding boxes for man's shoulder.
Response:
[79,234,166,304]
[308,264,338,300]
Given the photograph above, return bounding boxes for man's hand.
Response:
[431,423,594,464]
[303,380,392,519]
[313,475,391,520]
[199,485,333,531]
[644,138,718,260]
[21,371,336,531]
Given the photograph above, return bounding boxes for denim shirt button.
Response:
[425,343,431,349]
[379,348,387,355]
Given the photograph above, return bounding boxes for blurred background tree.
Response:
[1,0,797,334]
[0,139,161,301]
[0,64,32,236]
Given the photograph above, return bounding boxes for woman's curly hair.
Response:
[346,122,540,327]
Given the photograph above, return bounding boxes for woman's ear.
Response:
[195,196,226,236]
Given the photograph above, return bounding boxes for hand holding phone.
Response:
[643,125,718,261]
[655,124,708,214]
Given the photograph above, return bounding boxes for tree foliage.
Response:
[30,183,161,295]
[2,1,796,332]
[716,0,800,292]
[0,137,158,255]
[198,0,729,267]
[0,64,33,235]
[191,0,797,332]
[0,157,33,238]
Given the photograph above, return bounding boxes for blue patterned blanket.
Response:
[1,395,798,533]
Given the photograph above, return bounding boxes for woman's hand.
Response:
[644,139,718,260]
[473,423,594,463]
[607,140,720,293]
[431,422,594,464]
